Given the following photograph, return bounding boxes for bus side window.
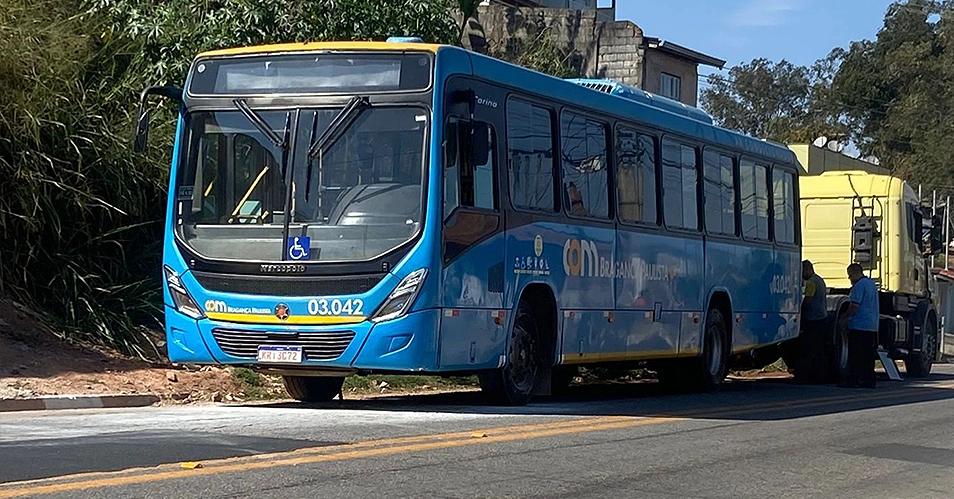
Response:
[445,120,497,218]
[772,168,796,244]
[507,99,555,212]
[616,127,657,225]
[740,158,769,240]
[560,110,609,219]
[703,151,736,236]
[662,139,698,230]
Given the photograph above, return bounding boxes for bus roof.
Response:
[193,41,796,165]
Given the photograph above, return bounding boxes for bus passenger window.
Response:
[704,151,736,236]
[617,128,657,225]
[740,159,769,240]
[772,168,796,244]
[561,111,608,218]
[662,139,698,230]
[507,99,554,212]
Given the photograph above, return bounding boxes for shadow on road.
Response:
[250,370,954,422]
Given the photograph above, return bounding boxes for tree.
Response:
[700,58,844,144]
[831,0,954,185]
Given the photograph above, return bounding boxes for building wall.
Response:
[641,49,699,106]
[595,21,643,87]
[464,5,702,106]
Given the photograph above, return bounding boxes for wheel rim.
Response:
[707,322,724,377]
[508,322,537,393]
[836,322,849,372]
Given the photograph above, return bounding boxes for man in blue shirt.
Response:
[842,263,880,388]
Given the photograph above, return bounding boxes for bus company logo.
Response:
[260,264,306,274]
[563,239,613,278]
[274,303,290,321]
[205,300,227,313]
[204,300,271,315]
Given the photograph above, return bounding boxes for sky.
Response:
[615,0,895,80]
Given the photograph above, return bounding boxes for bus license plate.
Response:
[257,346,302,363]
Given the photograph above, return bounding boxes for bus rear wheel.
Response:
[282,375,344,402]
[478,300,539,406]
[660,309,729,393]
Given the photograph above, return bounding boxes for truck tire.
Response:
[478,300,539,406]
[905,317,937,377]
[282,375,344,402]
[825,312,850,383]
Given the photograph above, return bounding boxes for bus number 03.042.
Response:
[307,298,364,316]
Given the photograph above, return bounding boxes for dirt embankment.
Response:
[0,299,246,403]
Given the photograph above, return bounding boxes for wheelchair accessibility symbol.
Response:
[287,236,311,261]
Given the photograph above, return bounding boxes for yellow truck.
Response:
[794,144,943,379]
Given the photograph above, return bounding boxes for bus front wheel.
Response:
[282,375,344,402]
[478,300,539,406]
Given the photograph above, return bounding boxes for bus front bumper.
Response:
[165,307,441,373]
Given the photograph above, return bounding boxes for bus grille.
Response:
[211,329,356,361]
[192,272,384,297]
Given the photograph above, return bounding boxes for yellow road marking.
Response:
[3,380,953,498]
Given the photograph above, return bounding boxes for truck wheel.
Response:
[478,300,539,406]
[282,375,344,402]
[826,312,850,383]
[905,318,937,377]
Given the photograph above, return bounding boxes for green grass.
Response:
[343,375,479,393]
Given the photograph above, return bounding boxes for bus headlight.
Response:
[371,268,428,323]
[164,266,205,320]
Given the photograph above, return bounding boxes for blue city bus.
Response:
[136,39,802,406]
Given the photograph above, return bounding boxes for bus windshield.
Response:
[176,106,427,262]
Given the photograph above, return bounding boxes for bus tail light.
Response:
[164,266,205,320]
[371,269,428,323]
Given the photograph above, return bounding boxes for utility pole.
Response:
[946,195,950,270]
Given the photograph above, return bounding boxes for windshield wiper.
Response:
[233,99,294,177]
[305,96,371,203]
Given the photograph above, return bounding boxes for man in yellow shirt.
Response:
[796,260,828,383]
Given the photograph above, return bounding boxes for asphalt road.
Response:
[3,366,954,499]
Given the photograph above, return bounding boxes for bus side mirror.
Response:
[133,108,152,153]
[133,85,183,154]
[471,122,490,166]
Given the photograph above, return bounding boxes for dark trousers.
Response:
[795,318,827,384]
[847,329,878,388]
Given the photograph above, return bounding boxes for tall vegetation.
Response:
[0,0,459,357]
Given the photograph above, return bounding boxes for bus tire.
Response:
[905,316,937,377]
[478,300,539,406]
[282,375,344,402]
[693,308,729,393]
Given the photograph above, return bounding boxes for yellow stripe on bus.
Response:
[205,313,366,325]
[199,41,443,58]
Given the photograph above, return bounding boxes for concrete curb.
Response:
[0,394,160,413]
